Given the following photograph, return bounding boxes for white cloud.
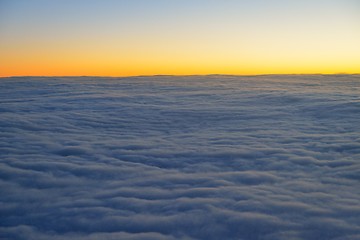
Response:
[0,75,359,239]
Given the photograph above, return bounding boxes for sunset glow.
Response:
[1,0,359,77]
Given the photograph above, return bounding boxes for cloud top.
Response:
[0,75,359,239]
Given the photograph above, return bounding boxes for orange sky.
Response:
[1,0,359,77]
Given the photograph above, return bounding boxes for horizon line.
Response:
[1,73,359,79]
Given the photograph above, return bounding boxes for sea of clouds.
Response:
[0,75,359,239]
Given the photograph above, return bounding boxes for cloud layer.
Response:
[0,75,359,239]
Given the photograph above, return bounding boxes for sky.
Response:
[0,0,359,77]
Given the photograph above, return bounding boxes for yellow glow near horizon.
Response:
[0,0,359,77]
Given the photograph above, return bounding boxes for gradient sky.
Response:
[0,0,359,76]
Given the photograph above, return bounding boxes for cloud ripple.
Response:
[0,75,359,239]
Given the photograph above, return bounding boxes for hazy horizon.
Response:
[2,73,360,79]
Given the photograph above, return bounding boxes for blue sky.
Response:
[1,0,359,76]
